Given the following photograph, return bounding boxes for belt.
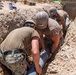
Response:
[0,49,23,56]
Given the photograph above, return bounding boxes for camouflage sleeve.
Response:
[31,29,40,39]
[51,28,61,37]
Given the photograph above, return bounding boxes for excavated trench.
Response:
[0,1,76,75]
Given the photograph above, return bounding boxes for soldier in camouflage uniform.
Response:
[35,11,63,58]
[49,6,70,35]
[0,20,42,75]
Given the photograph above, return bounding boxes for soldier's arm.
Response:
[51,35,60,53]
[61,17,66,33]
[31,36,42,74]
[48,34,60,58]
[37,30,45,51]
[65,11,69,18]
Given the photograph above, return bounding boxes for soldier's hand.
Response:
[48,53,52,59]
[36,66,42,75]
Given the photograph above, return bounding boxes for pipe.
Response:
[26,48,50,75]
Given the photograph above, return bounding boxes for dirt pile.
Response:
[3,0,52,3]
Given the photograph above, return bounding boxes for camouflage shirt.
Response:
[1,27,40,55]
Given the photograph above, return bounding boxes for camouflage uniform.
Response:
[56,10,69,26]
[0,27,40,75]
[37,18,63,50]
[50,9,70,31]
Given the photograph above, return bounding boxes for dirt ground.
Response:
[0,1,76,75]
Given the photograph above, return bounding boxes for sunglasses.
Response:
[25,22,35,27]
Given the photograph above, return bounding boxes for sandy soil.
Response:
[0,1,76,75]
